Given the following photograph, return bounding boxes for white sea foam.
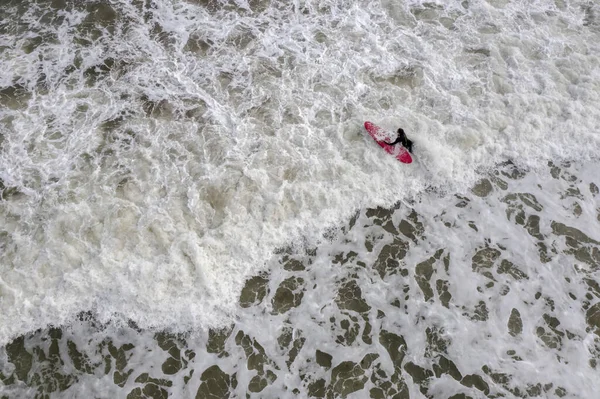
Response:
[2,160,596,398]
[0,0,599,347]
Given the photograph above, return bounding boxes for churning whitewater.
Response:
[0,0,600,397]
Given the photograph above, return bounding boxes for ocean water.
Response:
[1,0,599,398]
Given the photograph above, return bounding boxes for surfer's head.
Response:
[397,128,405,137]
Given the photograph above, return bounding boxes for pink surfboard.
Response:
[364,121,412,164]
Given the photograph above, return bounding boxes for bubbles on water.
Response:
[0,0,599,354]
[2,161,600,398]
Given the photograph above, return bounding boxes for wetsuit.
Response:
[385,128,413,153]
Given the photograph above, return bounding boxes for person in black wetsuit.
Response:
[384,128,413,153]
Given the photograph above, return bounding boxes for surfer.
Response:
[384,128,413,153]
